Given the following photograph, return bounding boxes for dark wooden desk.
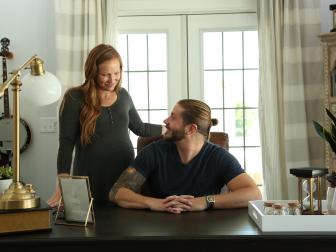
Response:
[0,207,335,251]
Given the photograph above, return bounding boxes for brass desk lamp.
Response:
[0,55,61,210]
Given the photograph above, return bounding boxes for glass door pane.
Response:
[117,15,186,152]
[188,13,263,186]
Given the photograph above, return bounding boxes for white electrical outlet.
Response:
[40,117,57,133]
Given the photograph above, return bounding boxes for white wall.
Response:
[0,0,58,202]
[320,0,334,33]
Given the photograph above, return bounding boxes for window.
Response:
[118,33,169,150]
[117,13,263,185]
[202,30,261,186]
[118,15,186,153]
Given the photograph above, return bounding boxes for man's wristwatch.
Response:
[205,195,215,209]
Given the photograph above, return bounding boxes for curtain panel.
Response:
[258,0,323,199]
[54,0,118,92]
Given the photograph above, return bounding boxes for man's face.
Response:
[163,104,186,142]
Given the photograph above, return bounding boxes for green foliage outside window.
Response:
[235,102,256,138]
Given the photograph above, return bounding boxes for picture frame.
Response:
[55,175,95,227]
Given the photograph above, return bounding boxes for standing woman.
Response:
[48,44,165,206]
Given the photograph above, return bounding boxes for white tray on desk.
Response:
[248,200,336,232]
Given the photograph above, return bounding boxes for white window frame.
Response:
[117,11,262,183]
[187,13,257,100]
[118,0,256,16]
[117,15,188,111]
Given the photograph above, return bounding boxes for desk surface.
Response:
[1,207,336,251]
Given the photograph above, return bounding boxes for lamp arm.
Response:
[0,54,38,97]
[0,53,60,211]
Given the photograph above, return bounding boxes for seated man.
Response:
[109,99,261,213]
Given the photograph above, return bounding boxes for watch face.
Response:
[206,195,215,209]
[207,195,215,203]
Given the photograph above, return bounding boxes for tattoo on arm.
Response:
[109,167,146,201]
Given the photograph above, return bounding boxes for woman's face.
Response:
[96,58,121,92]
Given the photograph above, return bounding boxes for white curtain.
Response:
[258,0,287,200]
[258,0,323,199]
[54,0,118,92]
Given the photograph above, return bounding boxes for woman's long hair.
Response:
[60,44,123,145]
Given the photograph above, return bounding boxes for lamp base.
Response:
[0,181,40,210]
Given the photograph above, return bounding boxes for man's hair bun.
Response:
[211,118,218,126]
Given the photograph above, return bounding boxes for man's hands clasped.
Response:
[148,195,207,214]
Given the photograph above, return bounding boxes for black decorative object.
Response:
[330,4,336,32]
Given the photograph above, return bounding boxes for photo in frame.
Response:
[56,176,95,226]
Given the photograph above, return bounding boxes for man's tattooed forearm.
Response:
[109,167,146,201]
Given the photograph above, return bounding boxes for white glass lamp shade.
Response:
[21,71,62,106]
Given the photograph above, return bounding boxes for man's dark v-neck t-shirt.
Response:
[131,140,244,198]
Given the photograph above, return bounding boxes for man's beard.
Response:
[163,128,185,142]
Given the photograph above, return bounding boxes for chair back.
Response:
[137,132,229,153]
[209,132,229,150]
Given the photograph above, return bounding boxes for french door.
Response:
[117,13,262,185]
